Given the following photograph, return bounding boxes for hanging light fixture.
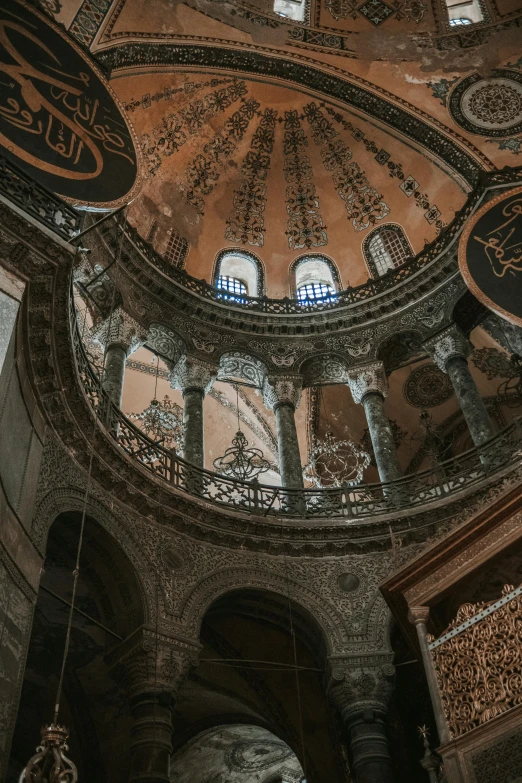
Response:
[19,212,127,783]
[213,384,271,480]
[19,725,78,783]
[303,388,370,488]
[129,356,184,447]
[408,407,451,466]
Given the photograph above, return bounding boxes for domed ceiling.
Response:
[119,72,464,291]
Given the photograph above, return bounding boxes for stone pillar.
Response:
[263,375,304,490]
[482,313,522,356]
[328,659,395,783]
[93,307,146,407]
[170,356,216,469]
[408,607,450,746]
[424,325,494,448]
[107,628,200,783]
[347,362,402,484]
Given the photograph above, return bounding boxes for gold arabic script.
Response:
[0,14,133,180]
[472,198,522,278]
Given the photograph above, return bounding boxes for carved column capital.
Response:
[262,375,303,410]
[169,355,217,395]
[347,361,388,404]
[106,627,201,698]
[408,605,431,626]
[327,657,395,722]
[92,306,147,356]
[423,324,471,373]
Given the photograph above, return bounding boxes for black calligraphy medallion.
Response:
[459,186,522,327]
[0,0,140,207]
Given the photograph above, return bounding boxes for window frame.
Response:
[213,248,265,300]
[363,224,413,280]
[290,254,341,299]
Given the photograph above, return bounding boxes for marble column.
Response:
[424,325,494,448]
[107,629,200,783]
[328,660,395,783]
[408,606,450,746]
[347,362,402,484]
[263,375,304,490]
[170,355,216,469]
[93,307,146,407]
[482,312,522,356]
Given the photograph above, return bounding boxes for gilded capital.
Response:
[423,325,470,373]
[262,375,303,410]
[169,355,217,394]
[92,306,147,356]
[347,361,387,404]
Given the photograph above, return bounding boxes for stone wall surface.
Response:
[0,323,44,780]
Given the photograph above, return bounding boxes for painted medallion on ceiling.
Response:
[449,70,522,138]
[0,0,140,207]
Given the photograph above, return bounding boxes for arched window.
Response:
[292,255,340,305]
[213,249,265,302]
[445,0,484,24]
[274,0,305,21]
[363,225,413,279]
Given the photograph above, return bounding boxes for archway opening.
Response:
[173,588,345,783]
[7,512,145,783]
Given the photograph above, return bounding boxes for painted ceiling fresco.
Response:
[115,73,464,290]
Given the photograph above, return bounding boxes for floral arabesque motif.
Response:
[182,98,260,215]
[430,584,522,737]
[283,110,328,250]
[304,102,390,232]
[140,81,247,176]
[225,108,278,247]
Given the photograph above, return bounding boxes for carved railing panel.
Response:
[0,154,82,241]
[429,584,522,737]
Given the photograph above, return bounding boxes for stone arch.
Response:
[376,329,424,374]
[299,352,350,387]
[216,351,269,388]
[177,567,349,655]
[146,322,186,366]
[450,289,488,335]
[31,487,154,627]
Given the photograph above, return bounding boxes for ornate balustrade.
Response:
[70,294,522,520]
[429,584,522,738]
[0,154,82,242]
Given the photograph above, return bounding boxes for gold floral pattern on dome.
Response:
[429,584,522,738]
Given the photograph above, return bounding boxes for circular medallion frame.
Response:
[448,70,522,137]
[459,185,522,328]
[0,0,142,209]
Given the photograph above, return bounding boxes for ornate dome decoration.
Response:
[449,70,522,137]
